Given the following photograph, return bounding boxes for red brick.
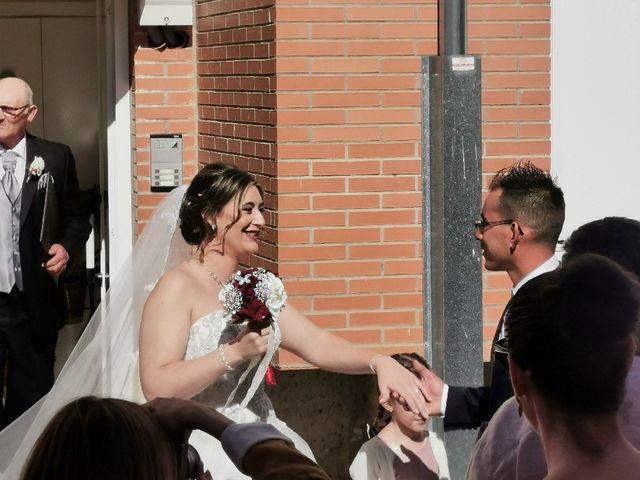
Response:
[350,210,416,226]
[349,142,415,158]
[314,126,381,142]
[485,140,549,156]
[347,6,416,21]
[312,92,380,108]
[279,211,346,228]
[312,161,380,176]
[384,260,422,276]
[350,310,415,327]
[349,176,416,193]
[314,261,382,277]
[383,327,424,343]
[277,6,345,22]
[285,279,347,295]
[351,41,416,57]
[279,177,345,193]
[314,228,381,244]
[383,225,421,241]
[279,245,347,261]
[278,229,311,244]
[349,244,417,260]
[350,277,418,294]
[314,295,381,312]
[312,194,380,210]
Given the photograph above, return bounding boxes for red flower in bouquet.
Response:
[229,271,273,328]
[219,268,288,385]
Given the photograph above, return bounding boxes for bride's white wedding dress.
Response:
[186,311,314,479]
[0,185,313,479]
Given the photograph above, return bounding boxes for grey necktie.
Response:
[2,150,20,203]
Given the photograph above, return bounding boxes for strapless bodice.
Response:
[184,310,275,420]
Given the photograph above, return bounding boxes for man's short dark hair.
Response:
[506,254,640,417]
[563,216,640,279]
[490,161,565,247]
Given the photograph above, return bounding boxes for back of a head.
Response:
[21,396,176,480]
[506,254,640,416]
[490,161,565,247]
[563,216,640,279]
[390,352,429,377]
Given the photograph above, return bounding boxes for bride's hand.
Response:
[228,326,272,362]
[371,355,431,419]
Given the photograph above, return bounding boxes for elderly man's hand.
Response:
[44,243,69,277]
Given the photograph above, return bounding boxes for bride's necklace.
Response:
[208,269,227,287]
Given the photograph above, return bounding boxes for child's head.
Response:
[369,353,430,437]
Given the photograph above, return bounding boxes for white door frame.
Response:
[103,0,134,283]
[2,1,134,286]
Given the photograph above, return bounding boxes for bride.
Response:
[139,162,430,478]
[0,162,429,479]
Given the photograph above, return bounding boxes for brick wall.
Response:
[468,0,551,359]
[196,0,279,268]
[274,0,438,366]
[130,13,199,235]
[131,0,553,365]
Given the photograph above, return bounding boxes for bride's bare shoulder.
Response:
[150,259,201,296]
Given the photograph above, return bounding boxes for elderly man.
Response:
[0,77,90,427]
[420,162,565,431]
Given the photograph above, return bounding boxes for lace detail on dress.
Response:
[185,310,276,421]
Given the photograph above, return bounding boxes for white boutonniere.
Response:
[28,156,45,179]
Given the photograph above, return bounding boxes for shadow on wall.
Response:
[268,369,379,480]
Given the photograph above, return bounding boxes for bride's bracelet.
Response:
[369,354,385,374]
[217,343,234,372]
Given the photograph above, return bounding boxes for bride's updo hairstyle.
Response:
[506,254,640,417]
[179,162,262,249]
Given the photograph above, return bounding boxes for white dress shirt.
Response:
[0,136,27,185]
[441,254,561,416]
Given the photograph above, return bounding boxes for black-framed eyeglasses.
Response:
[474,218,514,234]
[0,105,31,118]
[493,337,510,370]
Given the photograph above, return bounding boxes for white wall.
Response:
[552,0,640,240]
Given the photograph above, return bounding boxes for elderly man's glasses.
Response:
[474,218,513,234]
[0,105,31,118]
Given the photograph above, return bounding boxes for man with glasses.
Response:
[467,216,640,480]
[0,76,90,427]
[418,162,565,433]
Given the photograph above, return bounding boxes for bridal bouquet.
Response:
[219,267,287,328]
[219,267,287,385]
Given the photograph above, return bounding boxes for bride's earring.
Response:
[209,222,218,237]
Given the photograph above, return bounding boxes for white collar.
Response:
[0,135,27,160]
[512,255,560,295]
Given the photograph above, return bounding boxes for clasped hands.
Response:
[383,359,445,418]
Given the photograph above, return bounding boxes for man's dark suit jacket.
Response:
[19,133,90,341]
[444,275,548,430]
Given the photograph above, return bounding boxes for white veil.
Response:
[0,185,190,479]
